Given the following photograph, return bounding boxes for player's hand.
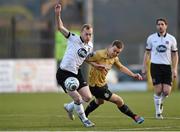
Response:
[55,3,61,16]
[133,73,143,80]
[172,70,177,79]
[141,68,147,80]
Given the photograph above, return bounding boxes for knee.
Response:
[114,97,124,107]
[163,91,170,97]
[73,96,83,104]
[96,100,104,105]
[156,92,162,96]
[82,94,92,103]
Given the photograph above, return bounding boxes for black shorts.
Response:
[150,63,172,86]
[56,68,88,93]
[89,84,112,101]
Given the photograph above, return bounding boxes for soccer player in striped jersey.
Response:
[85,40,144,124]
[142,18,179,119]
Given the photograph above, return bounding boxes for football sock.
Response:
[66,101,74,111]
[161,92,167,103]
[154,94,162,114]
[85,100,99,117]
[118,104,136,119]
[74,103,88,122]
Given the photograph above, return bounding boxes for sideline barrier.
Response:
[0,59,58,93]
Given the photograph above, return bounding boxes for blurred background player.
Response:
[85,40,144,124]
[55,3,95,127]
[142,18,179,119]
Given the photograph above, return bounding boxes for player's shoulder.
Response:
[166,33,176,41]
[67,32,79,40]
[148,33,157,38]
[93,49,106,57]
[146,33,158,42]
[96,48,106,52]
[96,49,106,54]
[70,32,79,38]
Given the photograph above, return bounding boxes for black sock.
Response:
[118,104,136,119]
[85,100,99,117]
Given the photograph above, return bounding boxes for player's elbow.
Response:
[57,26,62,32]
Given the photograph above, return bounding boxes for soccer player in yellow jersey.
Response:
[85,40,144,124]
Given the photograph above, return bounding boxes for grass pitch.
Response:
[0,91,180,131]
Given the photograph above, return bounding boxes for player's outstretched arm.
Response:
[55,3,70,38]
[118,65,143,80]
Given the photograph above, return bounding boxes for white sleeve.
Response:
[67,32,79,42]
[171,36,178,51]
[146,36,152,50]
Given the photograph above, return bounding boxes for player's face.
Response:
[108,46,122,58]
[156,21,167,34]
[81,28,93,43]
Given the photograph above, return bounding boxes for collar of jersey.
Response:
[105,48,110,58]
[80,36,84,43]
[157,32,167,37]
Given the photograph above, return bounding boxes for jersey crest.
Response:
[77,48,87,58]
[104,92,110,99]
[156,45,167,53]
[165,41,169,44]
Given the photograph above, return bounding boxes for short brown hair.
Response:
[81,24,93,31]
[112,40,124,49]
[156,18,168,25]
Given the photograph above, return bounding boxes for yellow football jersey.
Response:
[87,49,123,87]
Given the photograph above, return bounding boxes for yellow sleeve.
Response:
[114,57,123,70]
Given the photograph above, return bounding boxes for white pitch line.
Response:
[116,126,180,131]
[0,114,180,131]
[145,116,180,120]
[0,114,180,120]
[83,115,180,120]
[0,114,66,117]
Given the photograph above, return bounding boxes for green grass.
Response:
[0,91,180,131]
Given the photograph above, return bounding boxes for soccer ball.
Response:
[64,77,79,91]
